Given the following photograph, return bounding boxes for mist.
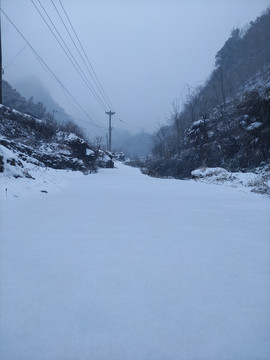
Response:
[2,0,269,139]
[1,2,270,359]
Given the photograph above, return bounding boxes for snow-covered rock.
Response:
[246,121,263,131]
[191,167,233,181]
[96,149,114,168]
[191,166,270,195]
[113,152,125,161]
[86,148,95,156]
[0,105,99,176]
[0,144,36,179]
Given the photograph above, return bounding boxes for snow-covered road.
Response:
[1,163,270,360]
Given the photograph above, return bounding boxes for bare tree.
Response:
[169,99,181,154]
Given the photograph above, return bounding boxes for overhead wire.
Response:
[31,0,109,112]
[55,108,107,131]
[33,58,106,131]
[42,0,110,113]
[0,7,101,129]
[57,0,115,111]
[3,44,28,69]
[51,0,114,111]
[115,115,142,130]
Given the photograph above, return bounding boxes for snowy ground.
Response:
[1,162,270,360]
[191,166,270,195]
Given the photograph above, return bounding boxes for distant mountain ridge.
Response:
[13,76,72,124]
[2,79,53,121]
[3,76,72,125]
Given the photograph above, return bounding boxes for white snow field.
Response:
[1,162,270,360]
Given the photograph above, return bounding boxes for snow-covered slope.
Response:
[1,163,269,360]
[0,105,114,178]
[191,166,270,195]
[147,66,270,179]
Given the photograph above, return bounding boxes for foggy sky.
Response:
[2,0,270,137]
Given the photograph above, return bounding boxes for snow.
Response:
[191,166,270,194]
[1,163,270,360]
[67,133,81,142]
[56,131,83,143]
[9,108,44,123]
[192,167,232,180]
[0,144,28,179]
[191,119,205,127]
[247,121,263,131]
[86,148,95,156]
[59,148,72,156]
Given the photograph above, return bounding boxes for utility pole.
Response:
[106,110,115,152]
[0,0,2,104]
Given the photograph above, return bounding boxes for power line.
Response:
[56,108,107,130]
[115,115,142,130]
[34,0,118,141]
[51,0,113,111]
[40,0,109,112]
[57,0,115,111]
[31,0,108,112]
[0,7,100,128]
[3,43,28,69]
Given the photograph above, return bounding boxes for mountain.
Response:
[145,8,270,179]
[2,79,51,120]
[112,128,153,158]
[0,81,115,178]
[13,75,72,124]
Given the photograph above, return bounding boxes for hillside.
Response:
[146,8,270,179]
[13,76,73,124]
[2,80,52,121]
[0,78,117,179]
[0,104,115,179]
[2,79,73,125]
